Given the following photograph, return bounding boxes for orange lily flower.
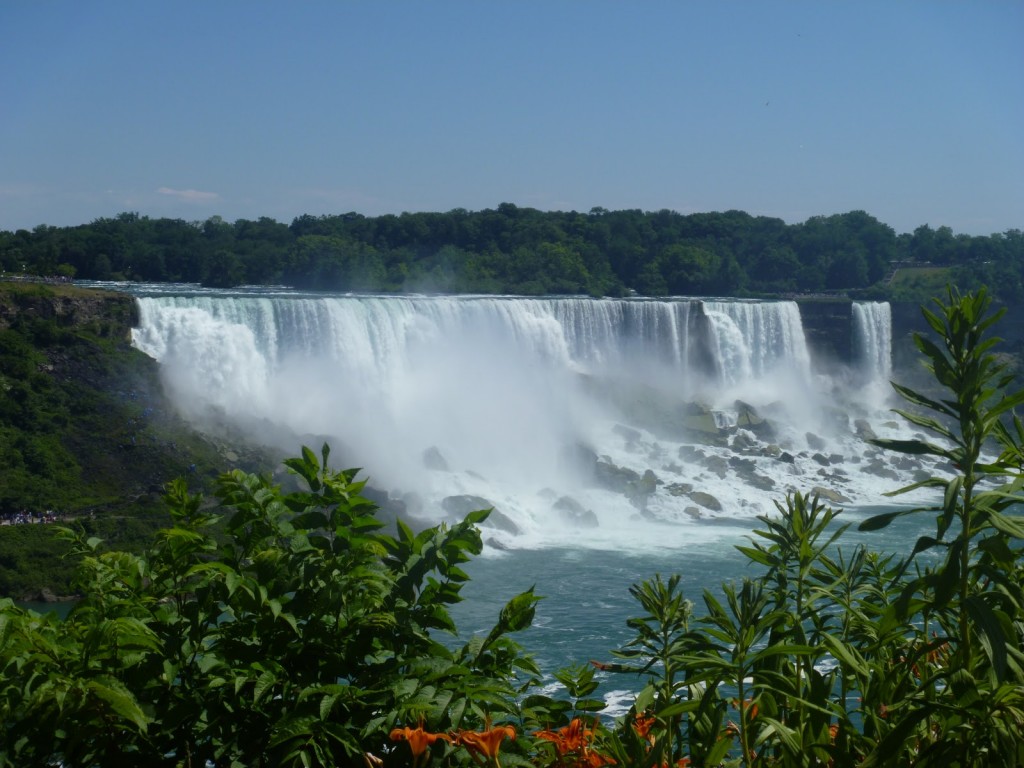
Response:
[535,717,619,766]
[390,721,450,766]
[535,717,591,753]
[632,712,657,744]
[455,718,516,766]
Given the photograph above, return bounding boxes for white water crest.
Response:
[127,286,938,552]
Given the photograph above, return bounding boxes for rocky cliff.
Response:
[0,281,138,339]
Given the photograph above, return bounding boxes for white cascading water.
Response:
[129,288,931,552]
[852,301,893,386]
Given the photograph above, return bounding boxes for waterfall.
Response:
[851,301,892,385]
[128,289,918,549]
[702,300,812,385]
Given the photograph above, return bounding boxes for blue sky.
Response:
[2,2,1021,235]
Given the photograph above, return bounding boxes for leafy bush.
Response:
[2,287,1022,767]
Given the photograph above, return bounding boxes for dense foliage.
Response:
[1,287,1022,766]
[3,207,1022,301]
[0,283,252,598]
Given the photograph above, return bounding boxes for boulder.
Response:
[812,453,831,467]
[595,459,641,494]
[665,482,694,497]
[731,430,757,452]
[440,495,520,535]
[688,491,723,512]
[746,473,776,491]
[441,494,493,517]
[805,432,827,451]
[702,455,729,478]
[853,419,877,441]
[553,496,599,528]
[678,445,706,462]
[812,485,852,505]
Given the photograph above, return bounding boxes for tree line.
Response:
[2,205,1022,300]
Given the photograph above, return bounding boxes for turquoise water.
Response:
[448,504,935,714]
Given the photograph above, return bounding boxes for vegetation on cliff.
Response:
[0,282,264,599]
[0,288,1021,766]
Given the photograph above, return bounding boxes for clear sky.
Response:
[2,1,1021,236]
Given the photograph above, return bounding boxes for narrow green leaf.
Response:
[966,596,1008,681]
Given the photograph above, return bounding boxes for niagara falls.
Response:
[128,289,924,549]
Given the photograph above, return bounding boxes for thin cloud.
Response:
[157,187,220,203]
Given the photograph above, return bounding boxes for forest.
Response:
[2,206,1023,302]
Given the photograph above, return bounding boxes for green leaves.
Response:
[0,443,540,766]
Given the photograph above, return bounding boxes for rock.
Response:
[812,453,831,467]
[688,491,723,512]
[441,494,521,535]
[777,451,796,464]
[828,453,844,465]
[422,446,449,471]
[805,432,827,451]
[680,401,720,434]
[553,496,599,528]
[746,473,776,491]
[864,460,900,481]
[702,455,729,478]
[893,456,920,471]
[731,430,757,452]
[734,399,762,425]
[595,460,641,494]
[678,445,706,462]
[728,456,756,473]
[812,485,851,504]
[665,482,694,496]
[484,509,521,535]
[442,494,493,517]
[853,419,877,441]
[362,486,407,524]
[684,506,702,519]
[639,469,660,493]
[36,587,69,603]
[761,444,782,458]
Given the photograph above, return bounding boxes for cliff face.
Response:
[796,299,853,370]
[0,282,138,340]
